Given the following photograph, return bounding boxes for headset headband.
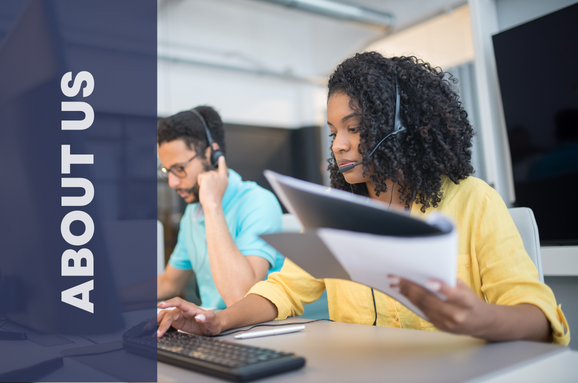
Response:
[189,108,215,149]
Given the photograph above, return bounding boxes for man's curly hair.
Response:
[157,105,226,158]
[327,52,474,212]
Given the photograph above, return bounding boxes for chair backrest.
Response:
[157,220,165,275]
[508,207,544,282]
[282,213,303,233]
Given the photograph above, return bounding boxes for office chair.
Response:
[508,207,544,282]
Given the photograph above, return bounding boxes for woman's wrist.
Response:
[470,301,499,340]
[470,303,551,342]
[215,310,229,333]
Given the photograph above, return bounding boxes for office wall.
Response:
[157,0,383,128]
[495,0,577,31]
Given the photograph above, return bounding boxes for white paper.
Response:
[316,214,457,319]
[263,170,459,320]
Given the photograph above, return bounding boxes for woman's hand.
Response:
[390,276,492,338]
[157,297,223,337]
[390,276,552,342]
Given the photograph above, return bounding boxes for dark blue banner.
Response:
[0,0,157,381]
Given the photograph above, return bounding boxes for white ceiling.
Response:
[159,0,469,78]
[320,0,467,30]
[157,0,471,125]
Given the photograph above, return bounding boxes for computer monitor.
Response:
[493,3,578,245]
[223,123,323,212]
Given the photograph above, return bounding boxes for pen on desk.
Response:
[234,325,305,340]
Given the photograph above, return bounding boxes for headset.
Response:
[189,108,225,169]
[338,77,406,173]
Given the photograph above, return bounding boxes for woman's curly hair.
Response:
[327,52,474,212]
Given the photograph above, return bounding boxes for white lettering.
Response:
[61,101,94,130]
[61,145,93,174]
[60,71,94,98]
[61,178,94,207]
[61,71,95,313]
[61,210,94,247]
[61,280,94,313]
[61,248,94,276]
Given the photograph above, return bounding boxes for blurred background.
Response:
[156,0,484,257]
[154,0,578,345]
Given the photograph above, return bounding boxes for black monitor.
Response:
[223,123,323,213]
[493,3,578,245]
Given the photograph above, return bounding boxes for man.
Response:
[157,105,284,309]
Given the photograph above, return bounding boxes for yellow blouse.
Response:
[248,176,570,346]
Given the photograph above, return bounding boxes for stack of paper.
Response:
[261,171,458,320]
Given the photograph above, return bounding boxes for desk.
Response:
[158,319,577,383]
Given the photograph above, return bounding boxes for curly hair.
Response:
[327,52,474,212]
[157,105,226,158]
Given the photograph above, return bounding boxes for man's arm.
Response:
[198,156,271,307]
[158,265,194,301]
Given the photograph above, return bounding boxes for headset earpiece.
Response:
[393,77,406,143]
[211,148,225,165]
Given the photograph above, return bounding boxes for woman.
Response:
[157,52,569,345]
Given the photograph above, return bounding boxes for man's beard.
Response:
[185,184,200,204]
[177,159,211,204]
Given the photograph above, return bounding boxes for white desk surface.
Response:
[158,318,578,383]
[9,316,574,382]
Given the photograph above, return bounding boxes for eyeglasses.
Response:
[158,152,201,179]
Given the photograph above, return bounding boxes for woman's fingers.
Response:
[157,307,184,337]
[159,297,201,315]
[392,276,482,334]
[156,297,223,337]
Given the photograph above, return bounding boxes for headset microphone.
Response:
[338,77,406,174]
[338,161,362,173]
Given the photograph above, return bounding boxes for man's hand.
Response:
[390,276,491,337]
[157,297,223,337]
[198,156,228,210]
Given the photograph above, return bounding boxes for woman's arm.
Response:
[392,277,551,342]
[157,294,278,337]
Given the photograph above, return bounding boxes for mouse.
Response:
[122,320,177,340]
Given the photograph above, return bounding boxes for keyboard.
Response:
[123,331,306,382]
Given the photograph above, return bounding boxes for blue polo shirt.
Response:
[168,169,285,309]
